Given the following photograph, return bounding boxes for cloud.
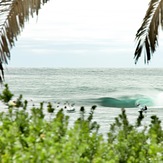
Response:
[9,0,154,68]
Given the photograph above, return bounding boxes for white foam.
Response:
[154,92,163,106]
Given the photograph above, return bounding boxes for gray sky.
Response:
[8,0,163,68]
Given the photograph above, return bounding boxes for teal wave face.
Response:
[97,96,154,108]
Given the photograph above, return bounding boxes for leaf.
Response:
[0,0,50,81]
[134,0,163,63]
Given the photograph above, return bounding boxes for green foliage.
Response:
[0,86,163,162]
[0,84,13,104]
[47,102,55,113]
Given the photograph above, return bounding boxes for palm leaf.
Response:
[134,0,163,64]
[0,0,49,82]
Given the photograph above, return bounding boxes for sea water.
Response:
[2,68,163,135]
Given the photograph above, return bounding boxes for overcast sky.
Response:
[7,0,163,68]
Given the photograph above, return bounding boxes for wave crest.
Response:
[96,95,154,108]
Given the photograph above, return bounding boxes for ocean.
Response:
[2,68,163,135]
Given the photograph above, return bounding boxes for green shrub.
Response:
[0,84,162,162]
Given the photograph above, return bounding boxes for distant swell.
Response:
[95,96,154,108]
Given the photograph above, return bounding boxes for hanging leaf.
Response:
[134,0,163,64]
[0,0,49,82]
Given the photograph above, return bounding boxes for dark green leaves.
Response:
[134,0,163,63]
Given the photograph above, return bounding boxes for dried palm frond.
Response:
[0,0,49,82]
[134,0,163,64]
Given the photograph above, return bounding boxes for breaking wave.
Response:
[95,95,154,108]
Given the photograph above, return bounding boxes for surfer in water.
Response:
[137,104,148,113]
[136,104,148,126]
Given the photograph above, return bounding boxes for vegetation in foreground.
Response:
[0,84,163,162]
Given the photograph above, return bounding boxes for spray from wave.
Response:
[154,92,163,106]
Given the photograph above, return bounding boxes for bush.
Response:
[0,84,162,162]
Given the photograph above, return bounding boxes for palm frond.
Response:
[134,0,163,64]
[0,0,49,82]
